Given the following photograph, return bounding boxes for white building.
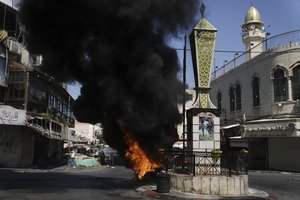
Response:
[210,5,300,171]
[70,121,102,145]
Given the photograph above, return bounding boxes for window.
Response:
[229,86,235,111]
[217,91,222,112]
[51,122,62,133]
[273,68,288,102]
[236,83,241,110]
[56,98,61,112]
[252,76,260,106]
[292,66,300,100]
[48,95,55,108]
[8,83,25,99]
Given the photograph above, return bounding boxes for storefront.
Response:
[241,118,300,172]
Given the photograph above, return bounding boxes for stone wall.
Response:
[170,173,248,196]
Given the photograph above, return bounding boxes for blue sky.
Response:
[68,0,300,99]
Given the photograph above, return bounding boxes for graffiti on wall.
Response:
[0,130,18,154]
[0,110,19,123]
[0,107,26,125]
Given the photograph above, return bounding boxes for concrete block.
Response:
[170,174,177,189]
[240,176,245,194]
[219,176,228,195]
[176,175,185,191]
[244,175,249,194]
[227,177,234,195]
[192,176,202,194]
[234,176,241,195]
[210,176,220,195]
[183,175,193,193]
[201,176,211,195]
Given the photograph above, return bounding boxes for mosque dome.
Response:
[242,6,264,29]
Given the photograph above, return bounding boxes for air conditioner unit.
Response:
[7,40,22,55]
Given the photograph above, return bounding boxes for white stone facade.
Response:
[210,43,300,124]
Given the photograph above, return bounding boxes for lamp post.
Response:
[222,60,227,74]
[234,53,239,68]
[265,32,270,51]
[214,66,218,79]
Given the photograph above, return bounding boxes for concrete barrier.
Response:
[170,173,248,196]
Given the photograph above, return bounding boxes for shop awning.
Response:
[241,118,300,138]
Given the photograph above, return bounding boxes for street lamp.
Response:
[223,60,227,74]
[214,66,218,79]
[234,53,239,68]
[265,32,271,51]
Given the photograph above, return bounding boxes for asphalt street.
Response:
[248,171,300,200]
[0,166,153,200]
[0,166,299,200]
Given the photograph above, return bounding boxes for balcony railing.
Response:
[212,29,300,79]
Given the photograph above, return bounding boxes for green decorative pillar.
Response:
[186,10,220,161]
[190,17,217,109]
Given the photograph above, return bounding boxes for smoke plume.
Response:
[18,0,200,161]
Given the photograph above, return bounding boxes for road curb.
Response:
[249,170,300,175]
[137,185,269,199]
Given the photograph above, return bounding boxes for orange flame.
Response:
[124,133,161,179]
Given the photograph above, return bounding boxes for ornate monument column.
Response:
[186,6,220,153]
[190,9,217,109]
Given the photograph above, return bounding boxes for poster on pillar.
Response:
[198,114,214,140]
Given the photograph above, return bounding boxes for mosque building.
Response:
[210,4,300,171]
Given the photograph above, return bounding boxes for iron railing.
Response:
[212,29,300,79]
[162,150,248,176]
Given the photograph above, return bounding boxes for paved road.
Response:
[0,166,153,200]
[1,166,300,200]
[248,171,300,200]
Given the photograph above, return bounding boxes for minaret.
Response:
[242,4,265,61]
[189,4,217,109]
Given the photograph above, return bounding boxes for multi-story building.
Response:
[70,121,102,145]
[0,1,75,167]
[210,4,300,171]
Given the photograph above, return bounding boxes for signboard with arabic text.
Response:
[0,106,26,125]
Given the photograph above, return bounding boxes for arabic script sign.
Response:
[241,122,298,138]
[0,107,26,125]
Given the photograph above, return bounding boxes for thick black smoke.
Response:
[18,0,200,160]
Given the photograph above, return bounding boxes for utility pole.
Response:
[182,35,187,149]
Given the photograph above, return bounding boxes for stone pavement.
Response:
[136,185,269,200]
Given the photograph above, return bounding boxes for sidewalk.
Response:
[137,185,269,200]
[0,164,105,173]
